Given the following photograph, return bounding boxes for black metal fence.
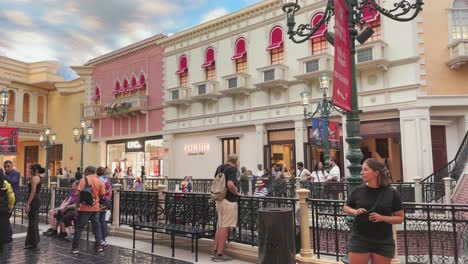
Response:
[307,199,468,263]
[166,179,212,193]
[119,190,162,225]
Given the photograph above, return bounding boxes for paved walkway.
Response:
[1,222,254,264]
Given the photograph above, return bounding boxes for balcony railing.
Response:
[295,53,334,81]
[166,86,191,105]
[83,104,101,120]
[220,73,252,95]
[191,80,220,101]
[254,64,289,89]
[447,39,468,69]
[104,94,149,118]
[355,40,389,71]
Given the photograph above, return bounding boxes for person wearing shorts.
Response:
[343,158,404,264]
[212,154,240,262]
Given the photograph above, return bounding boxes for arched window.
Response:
[452,0,468,40]
[232,38,247,73]
[267,26,284,65]
[23,93,30,123]
[94,87,100,105]
[123,78,129,96]
[176,55,189,87]
[310,13,328,55]
[131,76,137,92]
[37,96,44,124]
[202,47,216,80]
[7,91,15,122]
[361,0,381,41]
[139,73,147,93]
[113,81,121,97]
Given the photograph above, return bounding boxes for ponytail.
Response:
[364,158,390,188]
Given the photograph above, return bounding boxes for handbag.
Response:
[355,187,387,224]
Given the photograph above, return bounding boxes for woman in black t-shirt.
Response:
[343,158,404,264]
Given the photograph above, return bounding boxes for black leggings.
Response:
[25,198,40,247]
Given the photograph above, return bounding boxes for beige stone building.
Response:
[0,56,98,180]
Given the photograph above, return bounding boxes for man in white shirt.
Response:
[297,162,311,181]
[328,159,340,182]
[255,164,264,178]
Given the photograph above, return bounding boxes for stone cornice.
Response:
[84,34,166,66]
[158,0,283,48]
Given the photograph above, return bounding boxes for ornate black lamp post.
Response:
[39,128,56,185]
[0,89,10,122]
[300,73,346,172]
[282,0,423,190]
[73,120,93,172]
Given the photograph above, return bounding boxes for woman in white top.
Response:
[311,162,328,182]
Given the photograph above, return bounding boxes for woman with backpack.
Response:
[0,169,15,245]
[24,164,44,249]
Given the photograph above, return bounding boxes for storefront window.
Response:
[267,129,295,176]
[222,138,239,164]
[107,138,164,178]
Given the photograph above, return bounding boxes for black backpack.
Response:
[79,176,95,206]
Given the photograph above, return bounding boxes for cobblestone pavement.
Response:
[0,236,192,264]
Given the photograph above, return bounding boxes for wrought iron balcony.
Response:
[254,64,289,90]
[447,40,468,69]
[191,80,220,101]
[165,86,191,105]
[219,73,252,95]
[104,94,149,118]
[83,104,102,120]
[295,52,334,82]
[355,40,389,71]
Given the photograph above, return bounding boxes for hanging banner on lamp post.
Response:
[332,0,352,112]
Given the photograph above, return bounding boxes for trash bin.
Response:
[257,208,295,264]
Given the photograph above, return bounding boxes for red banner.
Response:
[332,0,352,112]
[0,127,18,154]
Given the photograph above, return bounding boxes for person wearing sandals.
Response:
[343,158,404,264]
[24,164,44,249]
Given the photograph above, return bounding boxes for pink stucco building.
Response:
[84,34,166,177]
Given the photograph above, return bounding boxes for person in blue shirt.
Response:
[4,160,20,202]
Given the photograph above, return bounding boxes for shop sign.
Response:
[125,140,144,152]
[184,143,209,156]
[0,127,18,154]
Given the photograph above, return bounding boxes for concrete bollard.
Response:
[112,184,122,227]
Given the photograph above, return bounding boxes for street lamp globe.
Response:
[300,91,311,107]
[39,134,44,142]
[87,126,94,136]
[80,120,86,128]
[0,89,9,106]
[73,128,79,136]
[51,133,56,142]
[319,73,330,90]
[45,128,50,135]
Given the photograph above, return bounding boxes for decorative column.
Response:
[255,124,267,167]
[443,177,453,204]
[391,225,401,264]
[248,176,253,195]
[294,120,306,167]
[50,182,57,210]
[413,177,422,203]
[296,188,318,264]
[157,184,166,223]
[111,184,122,227]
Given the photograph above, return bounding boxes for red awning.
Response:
[139,75,146,88]
[201,48,215,68]
[176,56,188,74]
[267,26,284,51]
[311,12,327,38]
[362,1,380,23]
[231,38,246,60]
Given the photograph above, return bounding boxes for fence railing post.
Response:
[157,184,166,223]
[57,179,60,188]
[123,179,128,190]
[296,188,317,264]
[248,176,253,195]
[50,182,57,210]
[391,225,401,264]
[414,177,422,203]
[164,176,169,192]
[443,177,453,204]
[112,184,122,227]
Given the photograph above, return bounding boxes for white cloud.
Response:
[200,8,228,24]
[1,10,33,27]
[81,16,104,31]
[0,30,56,62]
[136,1,178,16]
[41,8,68,25]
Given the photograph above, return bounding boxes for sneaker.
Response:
[42,228,54,235]
[212,254,233,262]
[70,248,79,254]
[94,246,104,252]
[58,232,67,239]
[100,241,107,247]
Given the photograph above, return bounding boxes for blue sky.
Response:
[0,0,261,65]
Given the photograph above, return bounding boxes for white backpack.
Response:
[211,165,228,201]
